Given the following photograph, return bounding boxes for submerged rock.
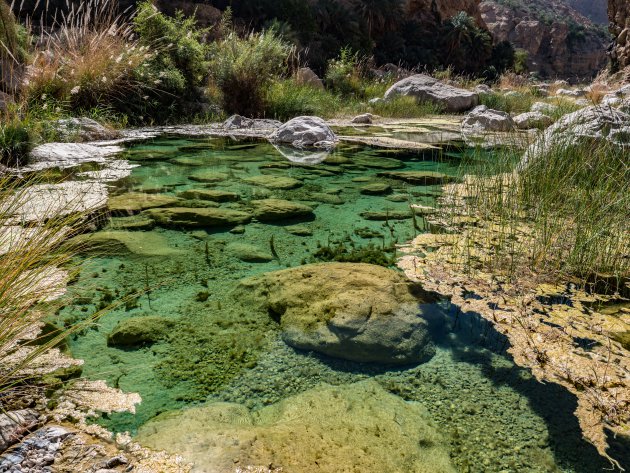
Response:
[227,242,274,263]
[233,263,438,364]
[144,207,252,228]
[71,231,182,257]
[107,316,175,347]
[108,193,181,216]
[522,105,630,166]
[138,380,454,471]
[461,105,515,133]
[360,182,392,195]
[188,171,229,183]
[137,380,455,473]
[270,116,338,149]
[378,170,455,185]
[177,189,240,202]
[242,175,302,190]
[250,199,314,222]
[384,74,479,112]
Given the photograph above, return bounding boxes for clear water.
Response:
[62,136,618,472]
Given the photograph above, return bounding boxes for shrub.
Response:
[325,47,366,97]
[0,122,31,167]
[134,1,210,93]
[1,1,29,93]
[209,24,291,117]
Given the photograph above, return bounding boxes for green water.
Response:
[63,136,620,472]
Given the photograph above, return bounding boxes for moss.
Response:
[312,242,394,267]
[611,331,630,351]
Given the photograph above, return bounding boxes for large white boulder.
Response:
[270,116,338,149]
[522,105,630,167]
[384,74,479,112]
[461,105,515,133]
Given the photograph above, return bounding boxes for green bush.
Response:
[325,47,365,97]
[0,122,31,167]
[134,1,210,93]
[209,24,291,117]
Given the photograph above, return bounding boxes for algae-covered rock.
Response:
[232,263,437,364]
[250,199,314,222]
[71,231,182,257]
[144,207,252,228]
[378,171,455,185]
[137,380,455,473]
[353,156,404,170]
[109,216,155,231]
[108,193,181,216]
[360,182,392,195]
[188,171,229,183]
[177,189,240,202]
[227,243,274,263]
[242,175,302,190]
[361,209,413,220]
[107,316,176,347]
[285,225,313,236]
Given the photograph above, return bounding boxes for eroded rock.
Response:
[232,263,438,364]
[462,105,515,133]
[270,116,338,149]
[513,111,554,129]
[384,74,479,112]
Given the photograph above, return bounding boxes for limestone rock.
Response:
[108,193,181,216]
[522,105,630,166]
[513,111,554,129]
[71,231,182,257]
[144,207,252,228]
[50,117,120,142]
[233,263,438,364]
[531,101,558,114]
[270,116,338,149]
[177,189,240,202]
[137,380,455,473]
[222,115,282,131]
[351,113,374,124]
[295,67,324,90]
[242,175,302,190]
[384,74,479,112]
[250,199,314,222]
[0,410,40,452]
[28,143,123,171]
[107,317,175,347]
[378,170,456,185]
[359,182,392,195]
[462,105,515,133]
[188,171,228,183]
[556,88,587,98]
[227,243,274,263]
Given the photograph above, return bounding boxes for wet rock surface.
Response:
[50,118,120,142]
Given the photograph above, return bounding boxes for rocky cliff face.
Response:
[480,0,609,80]
[566,0,608,24]
[609,0,630,70]
[406,0,486,27]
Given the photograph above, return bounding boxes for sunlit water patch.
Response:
[61,136,612,472]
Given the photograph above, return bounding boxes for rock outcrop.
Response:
[480,0,608,79]
[385,74,479,112]
[233,263,439,365]
[609,0,630,71]
[522,105,630,166]
[461,105,515,133]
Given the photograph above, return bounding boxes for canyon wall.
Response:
[609,0,630,70]
[480,0,608,80]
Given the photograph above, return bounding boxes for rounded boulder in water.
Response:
[232,262,439,365]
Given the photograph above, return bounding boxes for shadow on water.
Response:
[427,301,630,472]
